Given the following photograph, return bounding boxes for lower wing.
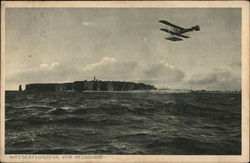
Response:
[165,37,183,41]
[160,28,190,38]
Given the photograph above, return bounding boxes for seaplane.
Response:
[159,20,200,41]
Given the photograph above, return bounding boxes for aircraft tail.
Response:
[192,25,200,31]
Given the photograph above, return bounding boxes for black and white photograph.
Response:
[1,1,249,162]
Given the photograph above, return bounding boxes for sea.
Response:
[5,90,241,155]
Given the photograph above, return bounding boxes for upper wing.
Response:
[159,20,185,30]
[160,28,190,38]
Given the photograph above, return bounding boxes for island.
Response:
[25,78,156,92]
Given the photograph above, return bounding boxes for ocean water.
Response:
[5,91,241,154]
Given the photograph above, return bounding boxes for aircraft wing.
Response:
[165,37,183,41]
[160,28,190,38]
[159,20,185,30]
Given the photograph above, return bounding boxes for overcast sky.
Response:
[5,8,241,90]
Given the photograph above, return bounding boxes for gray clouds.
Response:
[6,57,186,89]
[187,67,241,90]
[144,60,185,82]
[80,57,186,83]
[6,55,241,91]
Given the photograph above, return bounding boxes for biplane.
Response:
[159,20,200,41]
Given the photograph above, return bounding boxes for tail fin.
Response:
[192,25,200,31]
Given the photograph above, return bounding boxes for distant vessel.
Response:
[25,77,156,92]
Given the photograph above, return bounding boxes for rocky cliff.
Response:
[25,80,156,92]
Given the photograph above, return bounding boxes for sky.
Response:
[5,8,241,90]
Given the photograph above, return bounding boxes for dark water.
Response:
[5,91,241,155]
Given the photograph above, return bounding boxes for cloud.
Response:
[81,57,185,84]
[144,60,185,82]
[82,21,90,26]
[6,62,81,86]
[39,62,60,70]
[81,57,140,80]
[82,57,117,71]
[6,57,185,89]
[6,57,240,91]
[187,68,241,90]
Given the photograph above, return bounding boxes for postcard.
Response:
[1,1,249,162]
